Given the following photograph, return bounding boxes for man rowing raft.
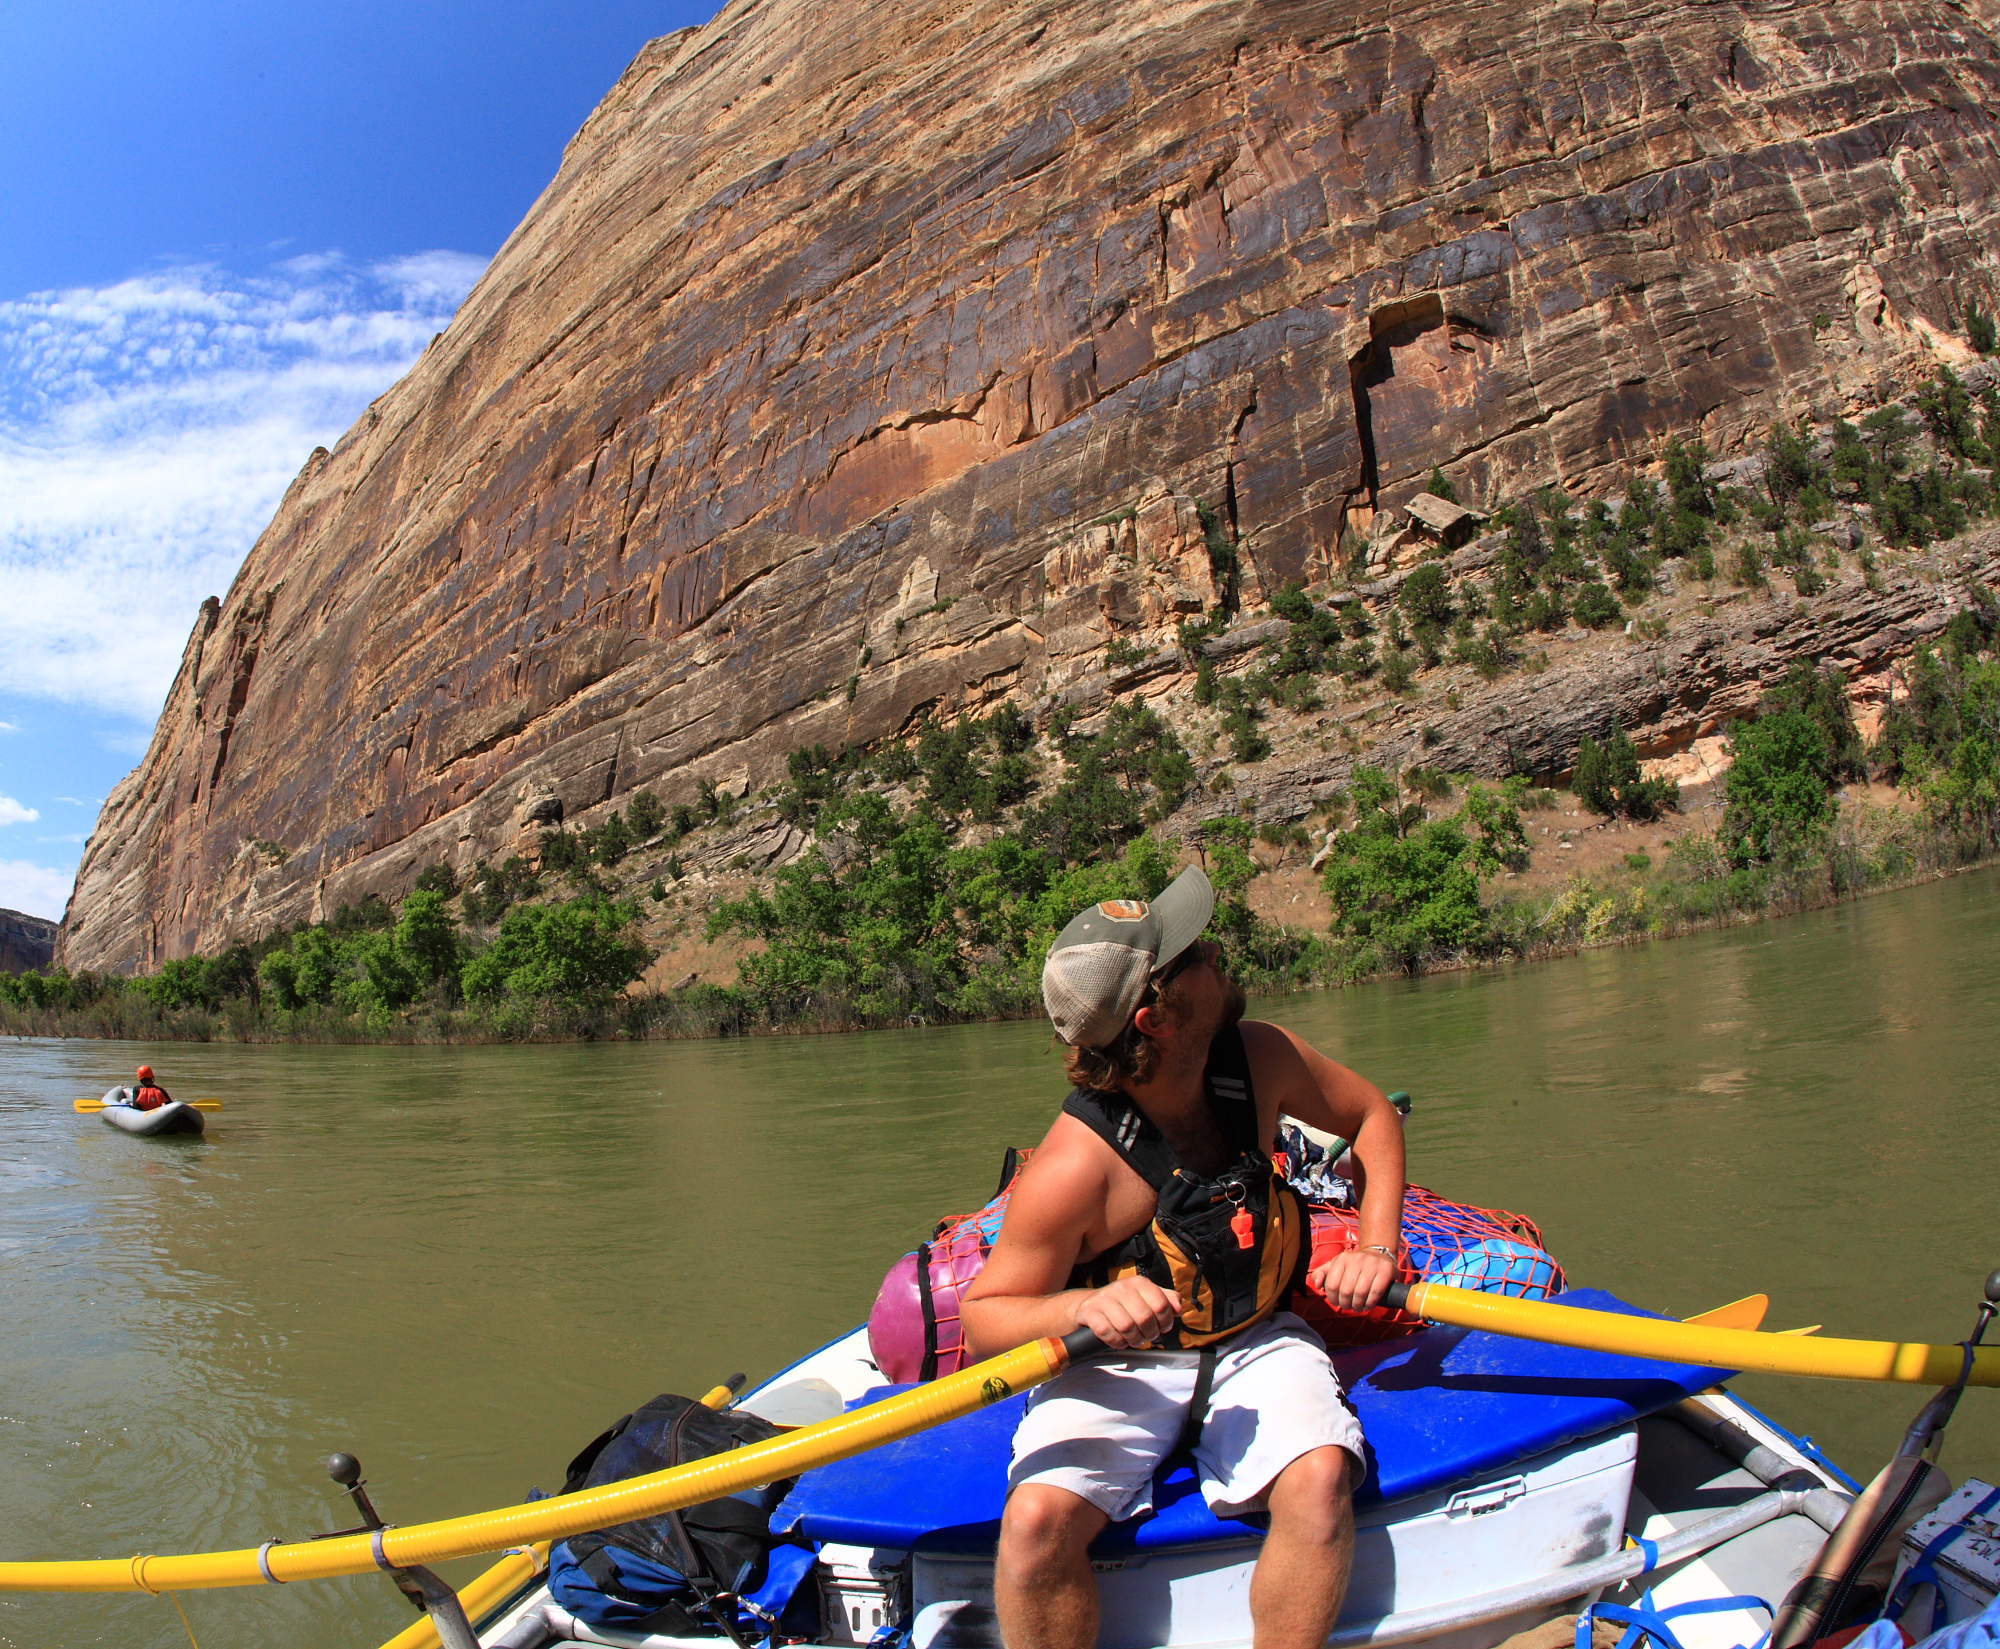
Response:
[962,865,1407,1649]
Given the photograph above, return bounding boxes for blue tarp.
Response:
[773,1288,1730,1555]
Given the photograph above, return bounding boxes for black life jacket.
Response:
[1064,1026,1308,1350]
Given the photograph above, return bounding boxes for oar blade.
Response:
[1685,1294,1770,1331]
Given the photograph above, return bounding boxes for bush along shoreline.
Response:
[13,363,2000,1044]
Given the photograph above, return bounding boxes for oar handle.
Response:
[1383,1281,1413,1312]
[1058,1325,1108,1364]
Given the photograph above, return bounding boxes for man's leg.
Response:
[994,1483,1111,1649]
[1248,1444,1356,1649]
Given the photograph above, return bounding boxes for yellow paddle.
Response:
[374,1376,748,1649]
[0,1328,1102,1594]
[73,1098,222,1112]
[1385,1280,2000,1386]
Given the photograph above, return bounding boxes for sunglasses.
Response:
[1154,939,1219,988]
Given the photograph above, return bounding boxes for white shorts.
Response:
[1006,1311,1365,1523]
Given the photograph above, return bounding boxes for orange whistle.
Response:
[1231,1206,1256,1250]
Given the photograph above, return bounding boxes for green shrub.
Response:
[460,896,652,1004]
[626,789,665,840]
[1763,421,1827,515]
[259,927,348,1009]
[395,889,462,991]
[1318,768,1524,971]
[1663,437,1718,517]
[1017,702,1194,865]
[1379,648,1417,693]
[1722,709,1840,866]
[413,862,458,896]
[1573,727,1679,820]
[591,810,632,866]
[1398,564,1455,634]
[1762,660,1866,781]
[1917,368,1979,459]
[1223,703,1272,761]
[1731,541,1767,589]
[136,950,254,1013]
[462,857,539,926]
[1570,580,1622,629]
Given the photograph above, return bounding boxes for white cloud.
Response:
[0,858,72,920]
[0,721,16,733]
[0,251,488,723]
[0,797,40,826]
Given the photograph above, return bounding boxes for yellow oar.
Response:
[1387,1281,2000,1387]
[73,1098,222,1112]
[0,1330,1097,1595]
[375,1376,747,1649]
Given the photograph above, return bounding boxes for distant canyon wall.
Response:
[62,0,2000,969]
[1,908,57,974]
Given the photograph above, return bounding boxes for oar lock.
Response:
[314,1450,482,1649]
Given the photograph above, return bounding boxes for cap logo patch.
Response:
[1097,899,1148,922]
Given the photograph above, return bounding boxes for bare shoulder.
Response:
[1238,1017,1387,1139]
[1238,1018,1321,1106]
[1009,1112,1118,1227]
[969,1112,1124,1288]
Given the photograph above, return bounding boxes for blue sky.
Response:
[0,0,718,921]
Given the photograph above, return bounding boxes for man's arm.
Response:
[1242,1020,1407,1312]
[960,1124,1180,1358]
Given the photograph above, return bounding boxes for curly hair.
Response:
[1061,965,1197,1092]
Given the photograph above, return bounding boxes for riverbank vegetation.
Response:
[10,369,2000,1043]
[9,629,1997,1042]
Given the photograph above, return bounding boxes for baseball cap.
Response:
[1040,866,1215,1048]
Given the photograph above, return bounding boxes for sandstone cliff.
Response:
[62,0,2000,969]
[0,908,57,974]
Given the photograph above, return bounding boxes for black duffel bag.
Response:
[547,1393,807,1640]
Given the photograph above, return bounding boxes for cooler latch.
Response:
[1446,1475,1527,1519]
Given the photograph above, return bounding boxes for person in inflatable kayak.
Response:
[963,864,1406,1649]
[130,1066,173,1111]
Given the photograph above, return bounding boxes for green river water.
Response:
[4,869,1998,1649]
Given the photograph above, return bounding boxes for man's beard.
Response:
[1219,975,1248,1028]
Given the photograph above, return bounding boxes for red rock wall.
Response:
[61,0,2000,969]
